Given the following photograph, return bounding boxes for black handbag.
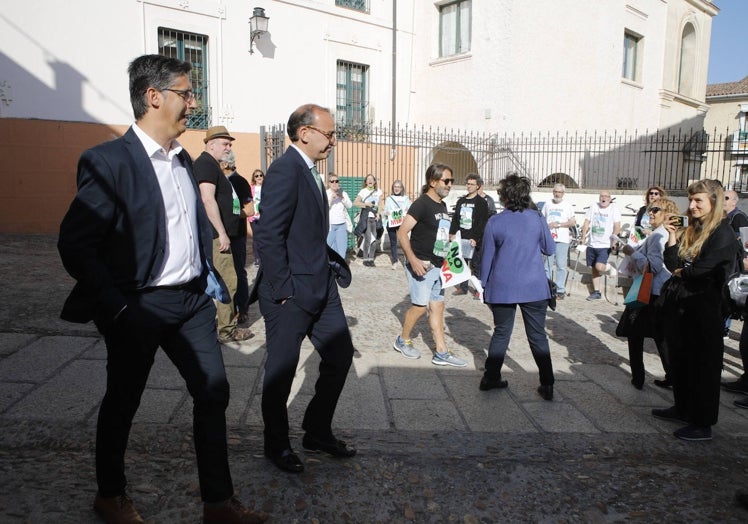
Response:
[616,304,654,338]
[615,307,638,337]
[547,278,558,311]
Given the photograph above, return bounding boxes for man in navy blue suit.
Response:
[253,104,356,473]
[58,55,266,524]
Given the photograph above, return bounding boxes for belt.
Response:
[145,279,199,292]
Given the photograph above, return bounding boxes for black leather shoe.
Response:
[631,378,644,390]
[537,385,553,401]
[651,406,688,423]
[653,378,672,389]
[302,434,357,457]
[722,379,748,394]
[479,376,508,391]
[265,448,304,473]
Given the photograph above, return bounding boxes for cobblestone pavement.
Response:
[1,234,748,523]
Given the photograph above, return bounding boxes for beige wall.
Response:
[0,119,261,234]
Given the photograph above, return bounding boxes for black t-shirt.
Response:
[728,208,748,234]
[449,194,489,242]
[229,172,253,237]
[407,194,451,266]
[193,151,243,238]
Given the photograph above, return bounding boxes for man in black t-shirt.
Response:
[224,152,253,326]
[393,164,468,368]
[194,126,251,343]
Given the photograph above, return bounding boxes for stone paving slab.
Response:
[2,235,748,521]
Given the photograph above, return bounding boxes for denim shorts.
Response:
[586,247,611,267]
[405,262,444,306]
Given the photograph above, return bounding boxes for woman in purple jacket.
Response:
[480,174,556,400]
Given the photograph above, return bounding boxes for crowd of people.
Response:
[56,53,747,523]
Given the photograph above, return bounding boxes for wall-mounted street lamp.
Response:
[249,7,269,54]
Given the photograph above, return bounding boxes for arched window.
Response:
[678,23,696,97]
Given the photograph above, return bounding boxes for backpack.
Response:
[725,239,747,320]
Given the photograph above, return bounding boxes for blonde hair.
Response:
[649,197,679,216]
[678,179,725,261]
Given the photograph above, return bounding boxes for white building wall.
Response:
[0,0,715,133]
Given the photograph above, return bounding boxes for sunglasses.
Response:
[648,191,660,196]
[441,178,454,185]
[329,179,339,183]
[648,207,661,214]
[254,174,264,178]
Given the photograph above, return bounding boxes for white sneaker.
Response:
[391,261,400,270]
[431,351,467,367]
[393,336,420,359]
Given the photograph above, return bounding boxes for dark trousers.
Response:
[258,275,354,452]
[627,298,669,384]
[739,319,748,382]
[387,226,400,263]
[628,335,669,385]
[484,300,554,386]
[230,235,249,314]
[667,305,724,427]
[97,287,233,503]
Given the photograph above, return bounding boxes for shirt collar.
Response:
[291,143,315,170]
[132,123,184,159]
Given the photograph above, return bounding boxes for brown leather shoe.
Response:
[218,327,253,344]
[203,496,268,524]
[93,493,144,524]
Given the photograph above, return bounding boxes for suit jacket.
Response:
[58,126,228,332]
[251,146,350,314]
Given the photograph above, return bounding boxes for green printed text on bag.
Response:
[388,209,403,228]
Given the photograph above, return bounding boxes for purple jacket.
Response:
[481,209,555,304]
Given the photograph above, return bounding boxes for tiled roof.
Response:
[706,76,748,97]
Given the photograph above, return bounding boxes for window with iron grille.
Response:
[158,27,210,129]
[439,0,471,57]
[336,60,369,138]
[336,0,369,13]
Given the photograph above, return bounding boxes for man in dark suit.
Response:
[253,104,356,474]
[58,55,266,524]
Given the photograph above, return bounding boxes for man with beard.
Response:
[194,126,252,343]
[393,163,468,367]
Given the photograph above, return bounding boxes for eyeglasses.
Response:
[306,125,336,142]
[648,191,660,196]
[329,179,339,183]
[254,174,264,178]
[163,88,195,103]
[441,178,454,185]
[648,207,661,215]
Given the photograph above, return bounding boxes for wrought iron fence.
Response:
[187,106,211,129]
[261,123,748,199]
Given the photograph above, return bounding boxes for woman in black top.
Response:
[633,185,667,235]
[652,179,740,441]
